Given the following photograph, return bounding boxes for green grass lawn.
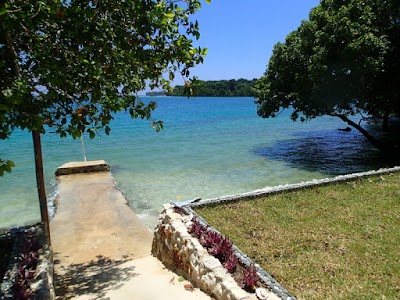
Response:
[195,173,400,300]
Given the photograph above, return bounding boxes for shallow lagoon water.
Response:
[0,97,398,229]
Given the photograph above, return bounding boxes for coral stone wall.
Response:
[0,224,55,300]
[152,204,280,300]
[152,167,400,300]
[31,243,55,300]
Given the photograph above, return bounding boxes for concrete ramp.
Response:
[51,161,210,299]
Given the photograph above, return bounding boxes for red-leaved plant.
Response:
[188,217,207,240]
[200,231,220,248]
[224,253,239,273]
[243,264,260,290]
[180,208,262,293]
[209,236,233,261]
[188,216,237,268]
[12,236,40,300]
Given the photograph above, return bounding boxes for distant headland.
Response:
[146,78,257,97]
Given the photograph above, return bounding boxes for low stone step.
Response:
[55,160,110,176]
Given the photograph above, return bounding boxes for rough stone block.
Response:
[202,256,223,272]
[214,267,228,282]
[212,282,224,299]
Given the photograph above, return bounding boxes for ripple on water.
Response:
[1,97,399,229]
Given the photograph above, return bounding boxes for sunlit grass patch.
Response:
[195,173,400,300]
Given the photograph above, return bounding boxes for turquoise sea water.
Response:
[1,97,398,229]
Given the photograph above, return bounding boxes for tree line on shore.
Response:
[167,78,257,97]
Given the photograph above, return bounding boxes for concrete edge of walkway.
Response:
[51,161,212,299]
[55,160,110,176]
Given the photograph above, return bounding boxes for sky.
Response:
[169,0,319,87]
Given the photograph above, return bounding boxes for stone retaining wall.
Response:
[31,243,55,300]
[187,166,400,208]
[182,207,296,300]
[153,166,400,300]
[0,223,55,300]
[152,204,281,300]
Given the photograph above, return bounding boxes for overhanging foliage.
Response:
[255,0,400,151]
[0,0,210,174]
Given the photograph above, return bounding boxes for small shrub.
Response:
[12,236,40,300]
[19,251,39,270]
[224,253,239,273]
[188,217,207,239]
[209,236,233,261]
[13,280,33,300]
[188,215,256,289]
[243,264,260,290]
[201,231,221,248]
[219,237,233,259]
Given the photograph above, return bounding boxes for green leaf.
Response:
[0,8,8,16]
[205,0,211,4]
[0,160,15,176]
[2,89,13,97]
[4,164,11,173]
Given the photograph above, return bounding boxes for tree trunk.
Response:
[382,114,389,132]
[330,113,393,152]
[32,130,51,245]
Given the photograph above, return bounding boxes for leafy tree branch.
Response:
[255,0,400,152]
[0,0,210,175]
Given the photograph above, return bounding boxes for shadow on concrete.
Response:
[54,255,138,299]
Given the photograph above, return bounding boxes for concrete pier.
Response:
[51,161,210,299]
[55,160,110,176]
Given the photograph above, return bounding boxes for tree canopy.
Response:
[255,0,400,151]
[146,90,167,97]
[169,78,257,97]
[0,0,209,175]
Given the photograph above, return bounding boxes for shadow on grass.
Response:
[54,255,138,299]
